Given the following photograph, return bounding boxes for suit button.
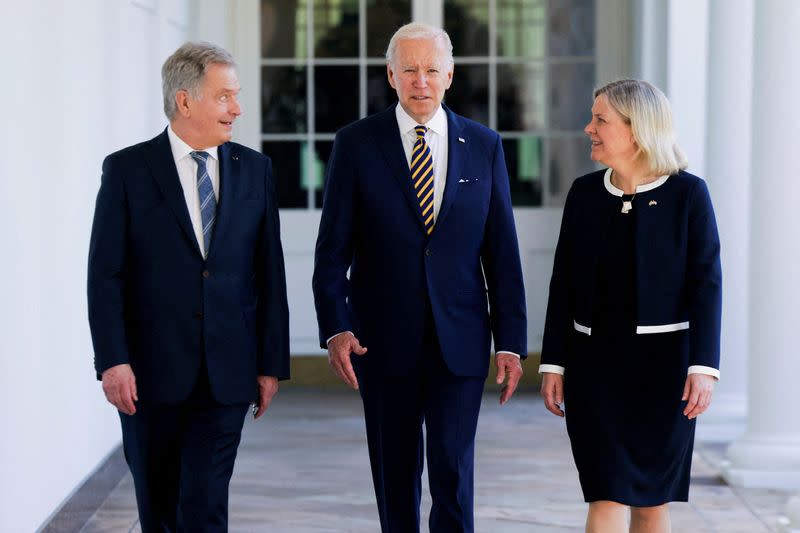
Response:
[193,311,203,319]
[425,249,432,257]
[202,270,210,278]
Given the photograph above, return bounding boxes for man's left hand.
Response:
[254,375,279,419]
[495,353,523,405]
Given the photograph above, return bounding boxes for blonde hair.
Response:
[594,79,687,175]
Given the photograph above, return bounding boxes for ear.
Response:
[444,66,454,90]
[175,89,191,118]
[386,64,397,89]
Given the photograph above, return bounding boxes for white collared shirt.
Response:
[167,126,220,258]
[395,104,448,221]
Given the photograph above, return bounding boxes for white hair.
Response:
[385,22,454,67]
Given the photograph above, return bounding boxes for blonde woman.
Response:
[539,79,721,533]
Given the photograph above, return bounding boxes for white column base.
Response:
[722,437,800,489]
[777,494,800,532]
[695,392,747,442]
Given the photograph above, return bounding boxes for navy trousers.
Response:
[355,316,485,533]
[119,366,248,533]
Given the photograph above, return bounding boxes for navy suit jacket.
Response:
[312,105,527,377]
[541,168,722,371]
[88,129,290,405]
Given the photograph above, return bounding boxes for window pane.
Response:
[262,0,308,59]
[497,0,546,58]
[548,0,595,56]
[315,141,334,207]
[315,66,359,132]
[445,64,488,125]
[367,0,412,57]
[549,62,594,130]
[547,136,596,206]
[367,65,396,115]
[503,136,543,206]
[263,141,306,208]
[497,63,545,131]
[444,0,489,57]
[313,0,359,58]
[262,66,307,133]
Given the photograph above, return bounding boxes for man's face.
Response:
[181,63,242,148]
[387,38,453,124]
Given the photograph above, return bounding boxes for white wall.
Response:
[0,1,188,530]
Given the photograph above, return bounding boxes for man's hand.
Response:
[682,373,715,419]
[254,375,279,420]
[540,372,565,417]
[327,332,367,390]
[495,353,523,405]
[101,363,138,415]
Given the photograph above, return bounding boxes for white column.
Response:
[665,0,708,177]
[695,0,753,441]
[722,0,800,500]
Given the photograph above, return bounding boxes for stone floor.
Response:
[64,390,793,532]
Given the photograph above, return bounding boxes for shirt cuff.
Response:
[496,351,520,359]
[688,365,720,380]
[538,364,565,375]
[325,331,352,347]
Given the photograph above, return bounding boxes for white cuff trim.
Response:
[326,331,352,346]
[573,321,591,335]
[538,364,565,375]
[636,321,689,334]
[496,351,521,359]
[688,365,720,380]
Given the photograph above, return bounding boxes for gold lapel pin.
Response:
[648,200,657,206]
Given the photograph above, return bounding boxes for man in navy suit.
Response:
[312,23,527,532]
[88,42,289,532]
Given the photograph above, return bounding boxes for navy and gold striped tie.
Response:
[410,125,435,235]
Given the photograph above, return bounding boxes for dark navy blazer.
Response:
[312,105,527,377]
[88,129,290,405]
[541,168,722,371]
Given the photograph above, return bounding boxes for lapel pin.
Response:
[649,200,657,206]
[458,137,465,143]
[232,155,239,161]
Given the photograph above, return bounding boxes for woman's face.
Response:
[584,95,638,167]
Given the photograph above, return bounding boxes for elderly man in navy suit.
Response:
[88,42,289,532]
[312,23,527,533]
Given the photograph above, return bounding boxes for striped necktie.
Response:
[411,125,435,235]
[190,151,217,258]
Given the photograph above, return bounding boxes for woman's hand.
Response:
[541,372,565,417]
[682,373,716,419]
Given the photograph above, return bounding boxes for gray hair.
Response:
[161,41,236,120]
[594,79,688,176]
[385,22,454,68]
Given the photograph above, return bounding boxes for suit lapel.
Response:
[373,107,427,231]
[436,107,466,228]
[206,142,237,261]
[143,129,202,256]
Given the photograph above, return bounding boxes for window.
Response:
[260,0,596,208]
[261,0,411,208]
[445,0,597,206]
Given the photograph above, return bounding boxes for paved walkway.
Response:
[76,390,793,532]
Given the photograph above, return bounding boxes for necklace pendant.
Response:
[621,200,633,214]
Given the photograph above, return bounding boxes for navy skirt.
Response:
[564,329,695,506]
